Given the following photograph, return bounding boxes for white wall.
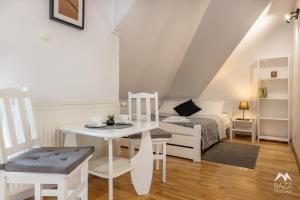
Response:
[199,0,294,114]
[167,0,270,99]
[200,24,294,103]
[0,0,119,104]
[36,103,120,157]
[114,0,136,28]
[293,0,300,163]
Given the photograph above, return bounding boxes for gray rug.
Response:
[202,142,260,169]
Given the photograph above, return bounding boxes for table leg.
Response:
[64,133,77,147]
[131,130,153,195]
[108,139,113,200]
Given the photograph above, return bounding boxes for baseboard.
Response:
[292,144,300,174]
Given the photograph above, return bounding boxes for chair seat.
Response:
[128,128,172,139]
[1,147,94,174]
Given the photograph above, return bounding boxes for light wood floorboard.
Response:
[28,137,300,200]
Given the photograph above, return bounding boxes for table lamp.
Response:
[239,101,249,120]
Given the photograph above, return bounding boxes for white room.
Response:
[0,0,299,200]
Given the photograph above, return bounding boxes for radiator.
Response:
[35,102,120,158]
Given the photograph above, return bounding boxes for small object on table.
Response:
[106,115,115,126]
[119,114,130,124]
[239,101,249,120]
[85,122,106,128]
[91,116,103,124]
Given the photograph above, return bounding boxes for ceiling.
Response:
[117,0,271,100]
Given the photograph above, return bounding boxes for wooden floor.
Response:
[31,137,300,200]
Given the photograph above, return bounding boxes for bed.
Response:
[158,99,231,162]
[120,99,231,162]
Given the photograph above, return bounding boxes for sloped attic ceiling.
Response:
[167,0,270,98]
[118,0,270,100]
[114,0,136,28]
[117,0,211,99]
[200,0,295,102]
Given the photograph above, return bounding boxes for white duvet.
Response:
[162,116,190,123]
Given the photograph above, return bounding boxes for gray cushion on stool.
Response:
[128,128,172,139]
[3,147,94,174]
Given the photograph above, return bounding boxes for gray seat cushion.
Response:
[128,128,172,139]
[3,147,94,174]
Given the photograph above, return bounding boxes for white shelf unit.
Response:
[257,56,291,143]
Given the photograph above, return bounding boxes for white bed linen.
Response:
[192,100,225,116]
[161,116,190,123]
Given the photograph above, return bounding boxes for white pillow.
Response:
[193,100,225,115]
[159,100,185,115]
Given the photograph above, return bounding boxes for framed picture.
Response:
[49,0,85,30]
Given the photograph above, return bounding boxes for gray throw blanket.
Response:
[158,116,219,150]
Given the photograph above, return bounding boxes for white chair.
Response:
[0,88,94,200]
[127,92,171,182]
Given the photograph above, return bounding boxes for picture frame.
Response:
[49,0,85,30]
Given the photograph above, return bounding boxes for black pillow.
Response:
[173,99,201,116]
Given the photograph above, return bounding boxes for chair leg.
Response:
[155,144,160,170]
[0,172,9,200]
[80,161,89,200]
[162,141,167,182]
[34,184,42,200]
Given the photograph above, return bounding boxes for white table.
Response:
[60,121,158,200]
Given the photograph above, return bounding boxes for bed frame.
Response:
[120,118,230,163]
[159,122,202,162]
[120,122,202,162]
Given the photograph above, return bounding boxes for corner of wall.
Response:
[292,0,300,168]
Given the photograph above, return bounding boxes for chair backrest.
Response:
[128,92,159,124]
[0,88,38,162]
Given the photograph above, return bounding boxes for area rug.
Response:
[202,142,260,169]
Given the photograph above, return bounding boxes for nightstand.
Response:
[231,118,256,143]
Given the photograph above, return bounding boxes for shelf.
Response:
[258,98,288,101]
[259,77,288,81]
[232,119,253,123]
[257,56,290,144]
[259,135,289,142]
[259,56,288,63]
[232,128,253,133]
[89,157,135,179]
[260,117,288,121]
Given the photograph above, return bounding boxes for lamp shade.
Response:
[239,101,249,110]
